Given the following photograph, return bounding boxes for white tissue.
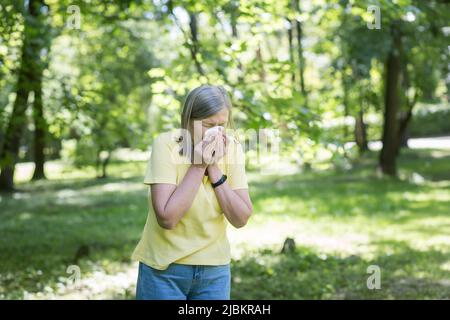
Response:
[205,126,224,138]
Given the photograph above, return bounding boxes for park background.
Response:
[0,0,449,299]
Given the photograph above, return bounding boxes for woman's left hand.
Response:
[209,132,227,164]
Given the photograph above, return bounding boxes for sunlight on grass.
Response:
[403,190,450,202]
[15,160,147,184]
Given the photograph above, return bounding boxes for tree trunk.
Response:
[169,2,206,79]
[95,148,102,178]
[286,17,296,87]
[396,92,417,154]
[0,0,43,191]
[395,57,417,155]
[355,110,368,154]
[31,65,47,180]
[230,3,238,38]
[340,75,351,157]
[255,44,266,82]
[229,4,244,84]
[0,89,29,191]
[96,149,111,179]
[446,66,450,103]
[292,0,306,100]
[397,111,412,150]
[355,88,369,154]
[379,29,402,176]
[101,151,111,179]
[188,12,205,77]
[343,86,349,158]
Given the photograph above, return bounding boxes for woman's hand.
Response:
[208,132,227,164]
[192,134,218,167]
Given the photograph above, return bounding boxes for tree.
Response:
[0,0,48,191]
[378,0,448,176]
[68,18,156,178]
[379,25,402,176]
[31,59,48,180]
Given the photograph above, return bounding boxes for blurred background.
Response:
[0,0,449,299]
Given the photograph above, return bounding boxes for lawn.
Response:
[0,148,449,299]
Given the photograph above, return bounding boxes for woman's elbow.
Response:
[233,209,252,228]
[155,211,178,230]
[158,219,177,230]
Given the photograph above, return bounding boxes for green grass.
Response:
[0,149,449,299]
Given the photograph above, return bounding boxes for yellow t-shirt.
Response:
[131,129,248,270]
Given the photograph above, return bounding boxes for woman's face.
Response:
[191,107,229,140]
[201,108,229,137]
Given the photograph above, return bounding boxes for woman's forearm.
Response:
[159,165,206,228]
[207,164,252,228]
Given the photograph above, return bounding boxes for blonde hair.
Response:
[177,85,234,159]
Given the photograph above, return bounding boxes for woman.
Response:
[132,85,253,300]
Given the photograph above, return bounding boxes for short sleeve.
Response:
[227,140,249,190]
[144,134,177,185]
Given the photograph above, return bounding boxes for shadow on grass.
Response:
[13,175,143,193]
[1,174,147,217]
[231,241,450,299]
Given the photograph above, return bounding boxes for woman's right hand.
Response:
[192,134,217,167]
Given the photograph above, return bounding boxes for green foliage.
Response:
[410,105,450,138]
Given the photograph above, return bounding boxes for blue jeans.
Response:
[136,262,231,300]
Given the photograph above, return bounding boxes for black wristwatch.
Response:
[212,174,227,188]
